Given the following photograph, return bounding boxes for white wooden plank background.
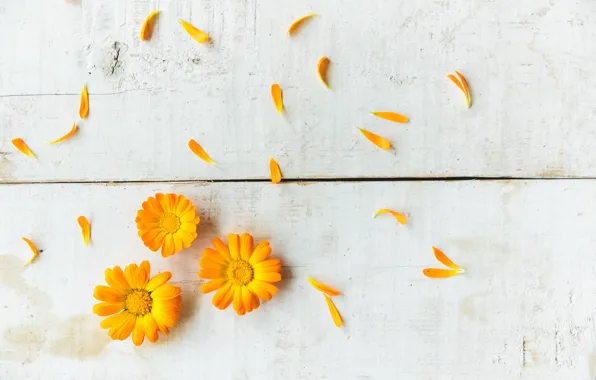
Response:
[1,181,596,379]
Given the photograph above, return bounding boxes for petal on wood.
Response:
[371,112,409,124]
[448,73,471,108]
[432,246,460,270]
[179,19,210,44]
[271,84,283,113]
[455,71,472,108]
[12,138,36,159]
[358,128,391,150]
[269,158,282,184]
[78,216,91,246]
[287,13,317,36]
[422,268,463,278]
[22,238,39,266]
[188,139,216,165]
[373,209,406,225]
[324,294,343,327]
[49,123,79,144]
[307,277,341,296]
[79,85,89,119]
[140,10,160,41]
[317,56,330,89]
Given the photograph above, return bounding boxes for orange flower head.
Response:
[198,233,282,316]
[136,193,200,257]
[93,261,182,345]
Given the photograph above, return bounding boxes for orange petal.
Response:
[374,209,406,225]
[49,123,78,144]
[307,277,341,296]
[269,158,282,184]
[358,128,391,150]
[324,294,342,327]
[371,112,409,124]
[271,84,283,113]
[422,268,463,278]
[432,246,460,270]
[448,74,470,108]
[79,85,89,119]
[77,216,91,246]
[140,11,160,41]
[179,19,210,44]
[188,139,216,165]
[287,13,317,36]
[317,56,330,89]
[22,237,39,266]
[455,71,472,108]
[12,138,35,159]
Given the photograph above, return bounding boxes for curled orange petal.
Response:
[140,10,160,41]
[358,128,391,150]
[271,84,283,113]
[308,276,341,296]
[188,139,216,165]
[49,123,78,144]
[287,13,317,36]
[12,138,36,159]
[179,19,210,44]
[317,56,330,89]
[432,246,460,270]
[77,216,91,246]
[269,158,282,184]
[324,294,342,327]
[422,268,462,278]
[371,112,409,124]
[448,72,471,108]
[374,209,406,225]
[22,238,39,266]
[79,85,89,119]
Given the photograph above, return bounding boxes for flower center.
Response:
[124,289,152,316]
[160,213,181,234]
[227,260,254,285]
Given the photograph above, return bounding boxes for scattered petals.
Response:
[188,139,216,165]
[271,84,283,113]
[78,216,91,246]
[12,138,36,159]
[22,238,39,266]
[49,124,78,144]
[371,112,409,124]
[179,19,210,44]
[140,11,160,41]
[448,71,471,108]
[79,85,89,119]
[432,246,460,270]
[307,277,341,296]
[269,158,282,184]
[317,56,330,89]
[324,294,342,327]
[374,209,406,225]
[287,14,317,36]
[423,246,465,278]
[358,128,391,150]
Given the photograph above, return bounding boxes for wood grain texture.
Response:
[0,181,595,379]
[1,0,596,181]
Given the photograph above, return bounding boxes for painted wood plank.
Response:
[1,0,596,181]
[0,180,595,379]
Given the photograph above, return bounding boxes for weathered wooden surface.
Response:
[1,181,596,379]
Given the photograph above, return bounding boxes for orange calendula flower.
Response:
[287,13,317,36]
[79,85,89,119]
[188,139,216,165]
[179,19,210,44]
[77,216,91,246]
[317,56,330,89]
[140,10,160,41]
[93,261,181,346]
[271,84,283,113]
[374,209,406,225]
[136,193,200,258]
[50,123,78,144]
[22,237,39,266]
[198,233,282,316]
[269,158,282,184]
[307,276,341,296]
[358,128,391,150]
[448,71,471,108]
[12,138,36,159]
[422,246,466,278]
[371,112,409,124]
[324,294,342,327]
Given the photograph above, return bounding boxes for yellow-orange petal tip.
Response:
[77,216,91,246]
[188,139,216,165]
[79,85,89,119]
[269,158,282,184]
[287,14,317,36]
[179,19,210,43]
[50,123,79,144]
[22,238,39,266]
[308,276,342,296]
[12,138,36,159]
[374,209,406,225]
[358,128,391,150]
[371,112,409,123]
[140,10,160,41]
[317,56,330,89]
[271,84,283,113]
